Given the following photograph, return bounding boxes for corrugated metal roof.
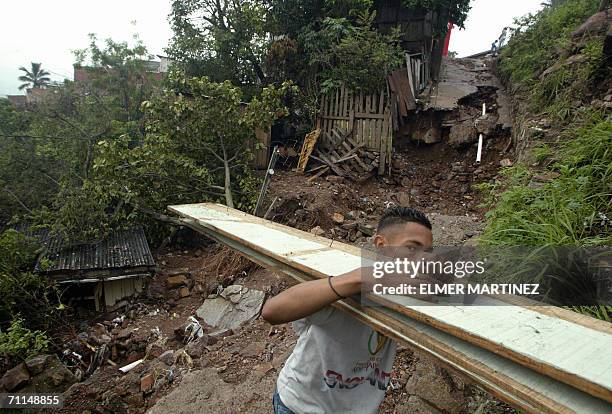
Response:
[14,226,155,273]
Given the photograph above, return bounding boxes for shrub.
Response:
[0,317,49,366]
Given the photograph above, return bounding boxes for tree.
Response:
[18,62,51,90]
[167,0,270,90]
[93,76,295,223]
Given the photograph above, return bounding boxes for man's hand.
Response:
[261,269,362,325]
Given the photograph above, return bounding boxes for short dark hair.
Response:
[377,206,432,234]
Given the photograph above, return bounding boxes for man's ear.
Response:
[373,234,387,248]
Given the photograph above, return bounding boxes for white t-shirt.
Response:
[276,305,397,414]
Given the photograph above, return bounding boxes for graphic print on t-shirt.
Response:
[323,330,392,391]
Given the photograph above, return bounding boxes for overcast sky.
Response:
[0,0,544,96]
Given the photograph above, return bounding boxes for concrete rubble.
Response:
[196,284,265,332]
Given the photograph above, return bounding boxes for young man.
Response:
[262,206,433,414]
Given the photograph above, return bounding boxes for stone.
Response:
[358,223,375,237]
[326,175,345,184]
[140,372,155,393]
[448,120,478,147]
[209,329,233,340]
[1,363,30,391]
[405,357,465,413]
[402,396,443,414]
[397,192,411,206]
[178,287,191,298]
[196,285,265,331]
[309,226,325,236]
[117,328,132,341]
[147,343,165,359]
[422,126,441,144]
[253,363,275,379]
[185,335,217,359]
[474,114,498,135]
[499,159,513,167]
[125,392,144,406]
[240,341,266,358]
[572,10,610,38]
[25,354,52,375]
[167,274,188,288]
[159,350,175,366]
[331,213,345,224]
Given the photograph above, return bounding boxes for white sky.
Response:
[450,0,544,57]
[0,1,172,96]
[0,0,544,96]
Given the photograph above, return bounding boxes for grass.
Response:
[477,1,611,315]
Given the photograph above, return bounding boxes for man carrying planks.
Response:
[262,206,433,414]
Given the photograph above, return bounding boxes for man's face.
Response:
[373,222,433,250]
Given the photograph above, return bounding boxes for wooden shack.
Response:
[21,226,157,311]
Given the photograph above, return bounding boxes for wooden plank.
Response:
[168,203,612,414]
[379,117,388,175]
[348,110,355,135]
[307,166,329,182]
[354,112,386,119]
[178,207,612,405]
[296,129,321,173]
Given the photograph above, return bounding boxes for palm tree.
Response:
[18,62,51,90]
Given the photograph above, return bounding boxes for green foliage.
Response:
[567,305,612,322]
[0,317,50,364]
[401,0,471,29]
[0,230,63,331]
[92,76,295,239]
[301,12,404,93]
[500,5,611,122]
[479,119,611,247]
[167,0,269,90]
[18,62,51,91]
[498,0,600,88]
[0,36,161,243]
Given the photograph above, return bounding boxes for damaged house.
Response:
[19,226,156,311]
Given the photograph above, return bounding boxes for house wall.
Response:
[103,276,144,311]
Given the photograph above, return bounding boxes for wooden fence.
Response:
[318,85,393,173]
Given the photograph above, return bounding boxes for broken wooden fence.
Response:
[169,203,612,414]
[319,86,393,175]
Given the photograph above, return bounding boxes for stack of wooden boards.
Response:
[168,203,612,414]
[303,127,381,182]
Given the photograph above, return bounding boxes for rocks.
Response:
[326,176,345,184]
[185,335,218,359]
[158,350,175,366]
[422,126,441,144]
[448,120,478,147]
[572,10,611,38]
[405,357,466,414]
[167,274,188,289]
[499,159,513,167]
[116,328,132,341]
[474,114,498,136]
[309,226,325,236]
[140,372,155,393]
[397,191,411,206]
[253,363,275,379]
[195,285,265,332]
[0,363,30,391]
[178,286,191,298]
[402,396,443,414]
[239,341,266,358]
[331,212,345,224]
[25,354,52,375]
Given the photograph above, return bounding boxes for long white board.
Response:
[169,203,612,406]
